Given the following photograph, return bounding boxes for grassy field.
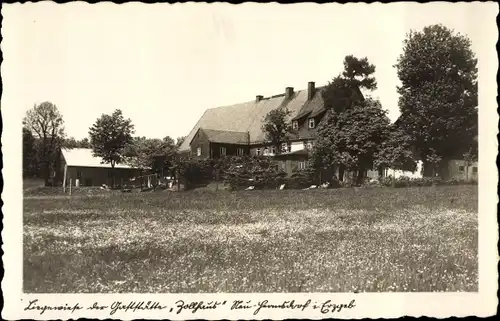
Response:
[23,185,478,293]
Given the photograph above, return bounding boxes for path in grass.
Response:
[24,185,478,293]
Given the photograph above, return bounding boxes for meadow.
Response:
[23,185,478,293]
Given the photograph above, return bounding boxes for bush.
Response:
[222,156,287,190]
[285,167,317,189]
[379,176,477,188]
[175,157,220,189]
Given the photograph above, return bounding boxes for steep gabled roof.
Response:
[61,148,136,169]
[292,86,325,121]
[178,85,328,151]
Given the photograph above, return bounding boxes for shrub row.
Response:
[175,156,477,190]
[376,176,477,188]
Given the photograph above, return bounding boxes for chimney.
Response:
[307,81,315,100]
[256,95,263,103]
[285,87,294,99]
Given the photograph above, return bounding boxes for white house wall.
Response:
[290,141,305,152]
[386,160,424,179]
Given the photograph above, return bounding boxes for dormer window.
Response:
[292,120,298,130]
[308,118,315,129]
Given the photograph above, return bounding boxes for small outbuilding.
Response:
[61,148,144,188]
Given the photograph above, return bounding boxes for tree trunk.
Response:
[438,158,450,180]
[422,161,434,177]
[111,163,116,188]
[377,166,384,178]
[43,160,51,186]
[356,167,365,186]
[339,165,345,182]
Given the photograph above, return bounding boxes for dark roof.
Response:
[200,128,250,145]
[179,85,324,151]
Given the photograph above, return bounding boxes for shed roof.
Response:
[61,148,136,169]
[199,128,250,145]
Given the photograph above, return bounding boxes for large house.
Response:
[179,81,478,182]
[179,81,344,176]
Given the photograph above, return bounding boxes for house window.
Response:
[270,146,276,155]
[196,147,202,156]
[237,148,244,156]
[292,121,298,130]
[77,171,82,179]
[220,147,227,156]
[298,161,306,170]
[308,118,315,129]
[281,143,288,153]
[256,148,261,156]
[304,141,313,150]
[263,148,269,155]
[459,165,465,172]
[472,167,478,173]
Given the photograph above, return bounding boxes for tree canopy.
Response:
[313,99,391,184]
[124,136,178,172]
[261,106,294,153]
[23,102,65,185]
[322,55,376,113]
[88,109,135,170]
[63,137,91,149]
[394,24,478,178]
[374,125,417,173]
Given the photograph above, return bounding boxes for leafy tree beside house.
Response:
[261,106,295,154]
[313,55,379,182]
[313,98,391,185]
[23,102,65,186]
[395,24,478,179]
[176,136,186,148]
[374,126,417,178]
[322,55,377,114]
[88,109,135,187]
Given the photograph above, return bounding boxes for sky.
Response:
[2,2,495,141]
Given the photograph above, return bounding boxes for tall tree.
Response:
[322,55,377,113]
[395,24,478,178]
[314,55,378,181]
[88,109,134,186]
[261,106,294,154]
[312,99,391,185]
[23,102,65,185]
